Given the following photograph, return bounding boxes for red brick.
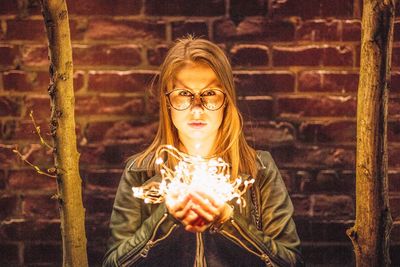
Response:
[0,0,18,14]
[271,145,355,169]
[394,21,400,42]
[0,195,18,220]
[0,219,60,241]
[22,194,59,218]
[230,44,269,66]
[390,196,400,220]
[0,170,5,189]
[238,97,274,120]
[0,147,18,168]
[75,96,145,116]
[24,243,61,264]
[20,45,48,67]
[3,71,49,92]
[86,217,110,242]
[230,0,267,20]
[84,120,158,144]
[392,245,400,265]
[299,169,354,193]
[24,96,51,119]
[389,120,400,142]
[299,120,356,143]
[73,44,142,67]
[234,71,295,96]
[4,70,84,93]
[145,0,225,16]
[295,218,353,242]
[244,120,295,146]
[277,96,357,118]
[68,0,141,15]
[0,45,18,66]
[392,223,400,242]
[313,194,354,218]
[69,19,87,41]
[213,18,295,42]
[0,243,19,265]
[80,143,145,165]
[273,45,321,66]
[324,45,353,66]
[83,169,122,190]
[296,20,340,41]
[389,97,400,119]
[5,19,46,41]
[389,171,400,193]
[301,244,354,265]
[342,20,361,41]
[147,44,169,65]
[88,70,155,92]
[85,194,114,215]
[172,20,209,40]
[2,119,48,141]
[0,96,22,116]
[392,71,400,93]
[273,45,353,66]
[8,169,56,191]
[271,0,353,18]
[298,71,359,93]
[389,145,400,168]
[393,46,400,67]
[291,196,311,217]
[86,19,166,41]
[278,169,296,193]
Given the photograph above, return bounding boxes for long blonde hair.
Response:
[134,36,258,179]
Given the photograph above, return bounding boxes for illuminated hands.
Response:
[166,190,233,233]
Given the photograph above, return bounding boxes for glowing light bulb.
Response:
[132,145,254,207]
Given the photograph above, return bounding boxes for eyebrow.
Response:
[173,79,221,90]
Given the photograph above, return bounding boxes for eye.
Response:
[201,89,217,96]
[178,90,193,97]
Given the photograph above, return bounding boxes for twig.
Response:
[30,110,53,150]
[12,146,56,178]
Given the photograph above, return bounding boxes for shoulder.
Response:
[124,151,155,172]
[254,150,275,170]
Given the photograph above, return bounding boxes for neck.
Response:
[178,135,218,158]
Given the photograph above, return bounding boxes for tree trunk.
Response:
[39,1,88,266]
[347,1,395,266]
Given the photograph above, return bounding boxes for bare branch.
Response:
[30,110,54,150]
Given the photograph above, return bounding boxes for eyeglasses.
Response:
[165,88,226,111]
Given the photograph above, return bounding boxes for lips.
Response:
[188,121,207,129]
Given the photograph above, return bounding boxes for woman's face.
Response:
[168,62,225,151]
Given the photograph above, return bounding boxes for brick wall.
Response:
[0,0,399,266]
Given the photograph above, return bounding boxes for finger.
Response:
[181,210,199,226]
[190,192,220,215]
[185,223,210,233]
[174,200,194,220]
[191,204,215,222]
[193,190,222,206]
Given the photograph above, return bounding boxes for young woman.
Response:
[103,37,304,267]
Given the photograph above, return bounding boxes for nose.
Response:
[190,94,204,115]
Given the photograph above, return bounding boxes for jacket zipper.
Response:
[119,213,178,266]
[220,219,275,267]
[194,233,207,267]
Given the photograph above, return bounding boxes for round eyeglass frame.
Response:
[165,88,227,111]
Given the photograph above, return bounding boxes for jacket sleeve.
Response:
[102,160,178,267]
[212,151,304,267]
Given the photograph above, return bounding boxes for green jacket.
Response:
[103,151,304,267]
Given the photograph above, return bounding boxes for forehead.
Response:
[173,62,220,88]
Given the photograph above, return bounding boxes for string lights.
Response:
[132,145,254,208]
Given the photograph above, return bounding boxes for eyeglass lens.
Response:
[168,89,225,110]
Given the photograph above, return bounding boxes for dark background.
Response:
[0,0,399,266]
